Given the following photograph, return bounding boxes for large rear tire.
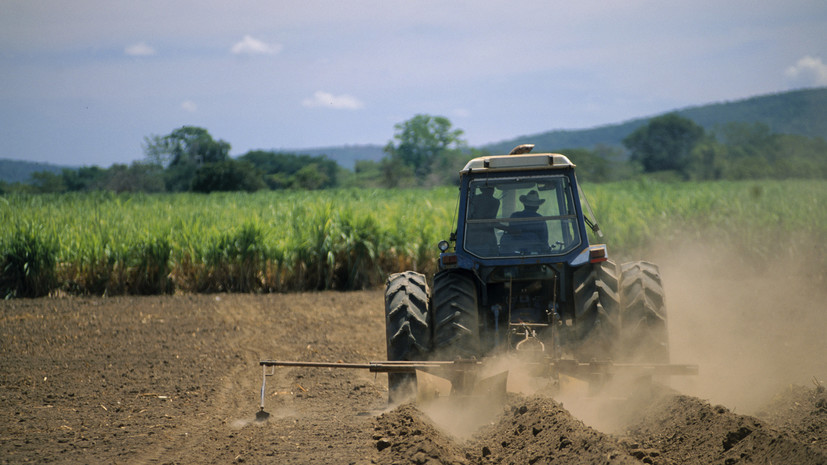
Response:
[618,261,669,363]
[432,271,481,359]
[572,260,621,360]
[384,271,431,403]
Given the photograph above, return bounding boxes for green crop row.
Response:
[0,189,457,297]
[585,179,827,266]
[2,180,825,298]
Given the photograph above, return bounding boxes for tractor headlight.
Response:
[438,240,450,252]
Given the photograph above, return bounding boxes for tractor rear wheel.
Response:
[618,261,669,363]
[432,271,481,359]
[572,260,621,360]
[384,271,431,403]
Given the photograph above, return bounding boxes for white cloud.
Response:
[124,42,156,56]
[785,56,827,87]
[231,35,282,55]
[181,100,197,112]
[302,91,364,110]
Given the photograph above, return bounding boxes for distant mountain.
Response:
[0,159,67,184]
[482,87,827,155]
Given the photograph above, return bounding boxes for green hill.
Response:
[0,159,67,184]
[482,87,827,155]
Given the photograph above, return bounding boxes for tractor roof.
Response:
[461,152,575,174]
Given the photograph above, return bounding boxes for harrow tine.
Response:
[256,364,274,422]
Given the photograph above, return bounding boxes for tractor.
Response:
[257,145,691,416]
[384,144,671,400]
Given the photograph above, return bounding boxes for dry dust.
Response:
[651,239,827,413]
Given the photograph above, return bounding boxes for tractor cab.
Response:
[461,167,582,259]
[439,146,606,273]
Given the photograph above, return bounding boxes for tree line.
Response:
[622,113,827,181]
[2,113,826,194]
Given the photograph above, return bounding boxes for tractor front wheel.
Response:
[384,271,431,403]
[432,271,481,359]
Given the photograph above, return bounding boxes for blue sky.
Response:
[1,0,826,167]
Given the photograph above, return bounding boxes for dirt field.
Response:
[2,247,826,464]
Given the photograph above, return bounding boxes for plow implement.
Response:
[255,357,698,420]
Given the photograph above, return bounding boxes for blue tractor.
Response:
[384,145,671,399]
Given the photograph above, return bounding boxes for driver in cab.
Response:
[499,190,549,254]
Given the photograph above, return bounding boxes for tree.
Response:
[61,166,108,191]
[143,126,230,168]
[774,133,827,179]
[380,156,415,188]
[623,113,704,175]
[29,171,66,193]
[383,115,466,185]
[687,140,726,181]
[190,160,265,193]
[143,126,232,191]
[105,163,166,193]
[290,163,329,190]
[239,150,340,190]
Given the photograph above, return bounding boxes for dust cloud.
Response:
[552,237,827,432]
[651,238,827,414]
[408,237,827,438]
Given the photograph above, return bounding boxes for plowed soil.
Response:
[2,249,826,464]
